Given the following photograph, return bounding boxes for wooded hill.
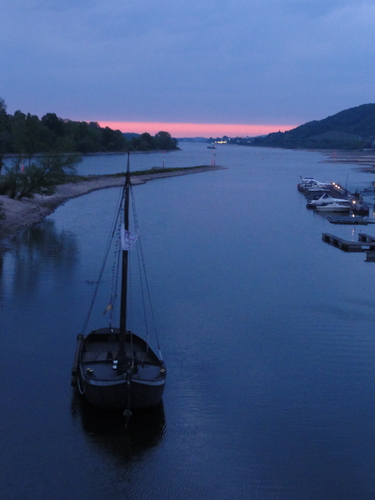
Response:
[248,104,375,150]
[0,99,178,156]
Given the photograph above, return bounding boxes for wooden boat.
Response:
[72,153,166,414]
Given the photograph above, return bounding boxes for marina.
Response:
[298,177,370,216]
[300,175,375,260]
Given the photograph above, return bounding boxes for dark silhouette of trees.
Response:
[0,99,179,155]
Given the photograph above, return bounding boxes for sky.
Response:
[1,0,374,137]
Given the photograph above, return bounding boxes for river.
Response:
[1,143,375,499]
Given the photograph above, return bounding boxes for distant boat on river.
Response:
[71,152,166,415]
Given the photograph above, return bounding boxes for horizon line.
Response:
[96,121,296,138]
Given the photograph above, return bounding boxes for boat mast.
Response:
[120,152,131,339]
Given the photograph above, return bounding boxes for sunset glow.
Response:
[97,121,296,138]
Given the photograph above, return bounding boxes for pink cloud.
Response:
[96,121,296,138]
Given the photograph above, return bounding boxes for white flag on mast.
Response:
[121,225,139,251]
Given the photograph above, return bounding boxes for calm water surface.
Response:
[1,143,375,499]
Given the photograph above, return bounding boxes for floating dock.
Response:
[322,232,375,253]
[358,233,375,243]
[326,215,375,225]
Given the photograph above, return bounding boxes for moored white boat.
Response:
[307,193,350,209]
[298,178,332,194]
[315,201,351,212]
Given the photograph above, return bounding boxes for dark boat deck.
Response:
[83,340,121,362]
[81,340,162,382]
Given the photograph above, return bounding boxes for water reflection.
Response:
[0,219,78,297]
[15,220,78,264]
[71,393,166,462]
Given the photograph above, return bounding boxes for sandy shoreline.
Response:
[0,165,223,240]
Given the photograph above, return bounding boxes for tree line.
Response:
[0,98,178,159]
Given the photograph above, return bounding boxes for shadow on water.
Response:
[70,392,166,462]
[1,219,78,261]
[14,219,78,263]
[0,219,78,297]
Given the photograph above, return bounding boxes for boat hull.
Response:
[74,328,166,411]
[77,371,166,411]
[315,204,350,212]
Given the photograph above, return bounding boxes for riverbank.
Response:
[323,151,375,169]
[0,165,224,240]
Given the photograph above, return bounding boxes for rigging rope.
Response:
[80,186,125,335]
[80,180,163,360]
[130,185,164,358]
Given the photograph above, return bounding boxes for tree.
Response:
[102,127,127,151]
[140,132,154,150]
[41,113,65,137]
[10,110,27,155]
[0,98,10,175]
[0,151,81,200]
[23,113,43,160]
[154,131,177,150]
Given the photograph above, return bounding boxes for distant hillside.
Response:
[250,104,375,150]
